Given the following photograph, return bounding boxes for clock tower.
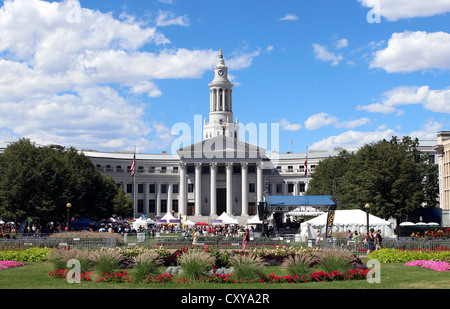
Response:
[203,49,240,140]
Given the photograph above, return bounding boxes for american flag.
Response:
[130,154,136,177]
[304,157,307,177]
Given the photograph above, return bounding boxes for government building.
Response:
[79,51,443,225]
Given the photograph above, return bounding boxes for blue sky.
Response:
[0,0,449,154]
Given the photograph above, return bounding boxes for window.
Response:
[188,184,194,193]
[248,165,256,173]
[287,166,293,172]
[137,200,144,213]
[233,165,241,174]
[161,200,167,213]
[149,184,156,193]
[202,165,210,174]
[138,166,144,173]
[173,184,179,194]
[127,184,133,193]
[172,199,179,212]
[299,183,306,193]
[149,200,156,213]
[187,165,195,174]
[138,184,144,194]
[249,183,255,193]
[276,183,283,194]
[249,202,256,216]
[288,183,294,193]
[161,184,167,194]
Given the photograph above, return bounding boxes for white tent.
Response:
[216,212,238,224]
[300,209,395,239]
[132,218,148,230]
[246,215,263,225]
[183,220,195,227]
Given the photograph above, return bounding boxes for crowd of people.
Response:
[346,228,383,253]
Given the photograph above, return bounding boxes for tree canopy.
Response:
[0,139,133,223]
[306,136,439,221]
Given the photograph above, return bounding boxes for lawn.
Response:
[1,259,449,290]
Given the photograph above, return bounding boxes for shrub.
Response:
[369,248,450,263]
[177,249,215,282]
[0,247,51,262]
[133,251,163,282]
[90,248,123,274]
[229,252,266,282]
[314,249,353,273]
[281,253,317,277]
[48,248,92,273]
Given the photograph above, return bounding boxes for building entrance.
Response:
[216,188,226,215]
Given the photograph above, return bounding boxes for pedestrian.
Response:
[366,228,375,254]
[375,229,383,250]
[346,230,353,246]
[354,231,359,250]
[243,228,250,250]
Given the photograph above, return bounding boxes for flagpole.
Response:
[133,146,136,219]
[305,146,309,190]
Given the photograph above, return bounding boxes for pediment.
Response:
[176,136,266,162]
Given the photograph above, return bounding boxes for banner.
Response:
[325,205,336,238]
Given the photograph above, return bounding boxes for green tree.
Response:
[0,139,133,223]
[307,136,438,221]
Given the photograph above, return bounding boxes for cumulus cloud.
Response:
[0,0,260,152]
[155,10,189,27]
[357,85,450,114]
[313,44,343,66]
[304,113,369,130]
[310,129,398,150]
[358,0,450,21]
[370,31,450,73]
[279,119,302,131]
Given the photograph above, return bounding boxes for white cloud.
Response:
[313,44,343,66]
[155,10,189,27]
[304,113,369,130]
[370,31,450,73]
[279,119,302,131]
[0,0,260,152]
[358,0,450,21]
[410,119,443,140]
[279,13,298,21]
[310,129,398,150]
[357,85,450,114]
[335,38,348,49]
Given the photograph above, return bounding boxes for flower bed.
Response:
[368,248,450,263]
[48,268,369,284]
[404,260,450,272]
[0,261,25,270]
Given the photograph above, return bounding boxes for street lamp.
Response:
[365,203,370,238]
[66,203,72,232]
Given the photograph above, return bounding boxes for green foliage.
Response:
[230,253,266,281]
[90,248,123,274]
[0,247,51,262]
[177,249,215,281]
[132,251,163,282]
[307,136,438,220]
[281,253,317,277]
[0,138,133,222]
[368,248,450,263]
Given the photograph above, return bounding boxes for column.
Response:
[210,163,217,216]
[257,162,263,203]
[241,162,248,216]
[144,182,148,214]
[195,163,202,216]
[156,183,161,217]
[168,183,173,214]
[226,162,233,215]
[293,182,299,196]
[179,163,187,216]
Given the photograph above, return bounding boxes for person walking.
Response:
[375,229,383,250]
[366,228,375,254]
[243,228,250,250]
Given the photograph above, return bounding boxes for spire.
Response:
[219,48,223,58]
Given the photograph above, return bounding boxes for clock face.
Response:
[218,70,224,76]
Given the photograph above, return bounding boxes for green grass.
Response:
[1,260,449,290]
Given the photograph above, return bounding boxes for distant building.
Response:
[434,131,450,225]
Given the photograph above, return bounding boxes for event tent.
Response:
[216,212,239,225]
[300,209,395,239]
[246,215,263,225]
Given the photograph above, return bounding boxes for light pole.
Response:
[365,203,370,239]
[66,203,72,232]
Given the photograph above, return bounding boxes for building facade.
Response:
[83,51,340,224]
[434,131,450,226]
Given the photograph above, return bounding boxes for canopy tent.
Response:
[157,213,180,224]
[132,218,148,230]
[246,215,263,225]
[216,212,239,225]
[183,220,195,227]
[70,218,96,229]
[300,209,395,239]
[195,221,208,226]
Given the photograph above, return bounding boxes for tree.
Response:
[0,139,133,223]
[306,136,438,221]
